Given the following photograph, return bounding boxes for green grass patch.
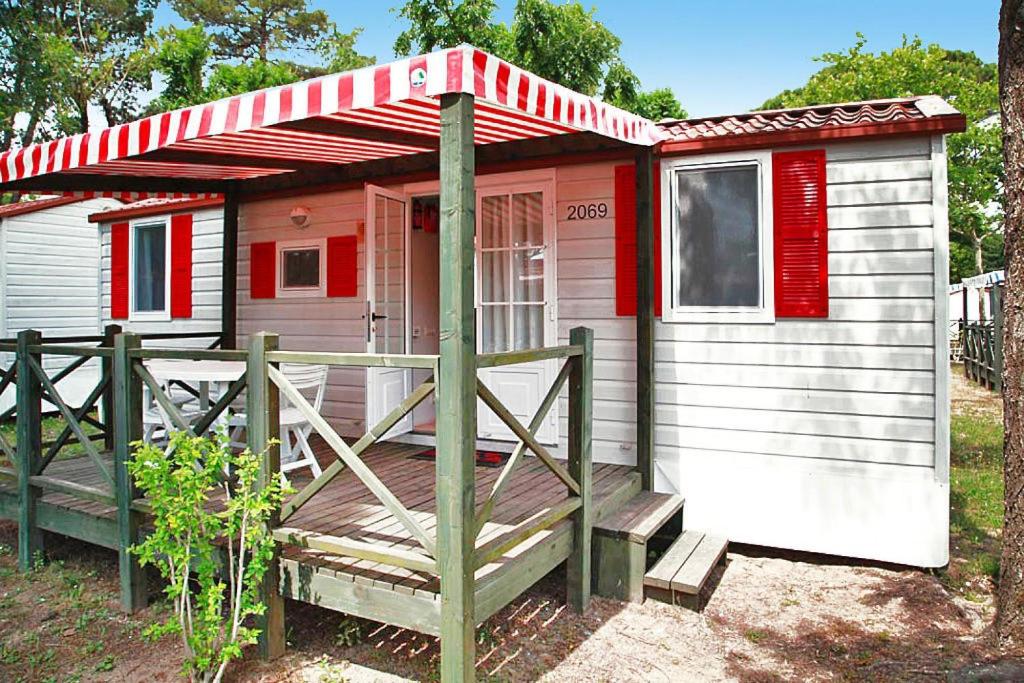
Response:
[950,413,1003,538]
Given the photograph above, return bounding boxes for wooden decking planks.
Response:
[1,438,638,606]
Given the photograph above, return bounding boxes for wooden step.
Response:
[594,491,684,543]
[644,530,727,609]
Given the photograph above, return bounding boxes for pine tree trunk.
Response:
[998,0,1024,646]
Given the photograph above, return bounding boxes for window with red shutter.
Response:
[773,149,828,318]
[110,222,129,319]
[250,241,277,299]
[614,161,662,317]
[170,214,193,318]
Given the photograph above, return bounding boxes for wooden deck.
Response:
[0,438,640,634]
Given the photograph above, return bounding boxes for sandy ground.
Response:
[2,366,1020,681]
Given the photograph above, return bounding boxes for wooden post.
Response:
[221,190,240,350]
[635,147,656,491]
[247,332,285,659]
[436,91,477,683]
[112,332,146,610]
[101,323,121,451]
[994,284,1005,392]
[16,329,43,571]
[567,326,594,612]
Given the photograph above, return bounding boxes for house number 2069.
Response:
[566,203,608,220]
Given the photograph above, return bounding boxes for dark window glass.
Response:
[672,165,760,308]
[282,248,320,288]
[134,223,166,312]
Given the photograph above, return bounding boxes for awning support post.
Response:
[436,91,477,683]
[221,190,239,349]
[636,148,656,491]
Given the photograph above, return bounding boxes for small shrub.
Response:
[129,431,289,683]
[334,617,365,648]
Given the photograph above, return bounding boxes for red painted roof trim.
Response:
[657,115,966,156]
[89,197,224,223]
[0,196,84,218]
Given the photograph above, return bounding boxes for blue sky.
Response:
[154,0,1001,118]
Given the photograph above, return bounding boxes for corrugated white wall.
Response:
[98,208,224,342]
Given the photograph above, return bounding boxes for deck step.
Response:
[594,491,684,543]
[644,531,727,607]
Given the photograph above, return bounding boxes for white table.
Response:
[144,359,246,434]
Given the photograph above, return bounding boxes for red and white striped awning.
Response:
[0,46,663,200]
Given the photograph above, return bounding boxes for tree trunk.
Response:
[998,0,1024,647]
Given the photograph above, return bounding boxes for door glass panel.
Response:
[513,248,544,303]
[481,195,509,248]
[374,195,406,354]
[513,304,544,349]
[481,252,508,303]
[512,192,543,246]
[481,305,509,353]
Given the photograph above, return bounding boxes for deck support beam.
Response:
[221,190,240,349]
[16,330,43,571]
[248,332,286,659]
[436,91,477,683]
[113,332,147,611]
[567,326,594,611]
[635,147,656,491]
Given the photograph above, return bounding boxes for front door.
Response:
[365,185,412,438]
[476,183,558,444]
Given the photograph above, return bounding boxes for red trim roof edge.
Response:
[0,196,85,218]
[657,114,966,157]
[89,197,224,223]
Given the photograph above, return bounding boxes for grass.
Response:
[946,365,1004,595]
[0,413,103,468]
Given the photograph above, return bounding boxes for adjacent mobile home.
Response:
[0,195,121,410]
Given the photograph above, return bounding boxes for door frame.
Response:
[364,184,414,438]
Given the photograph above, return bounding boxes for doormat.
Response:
[410,448,510,468]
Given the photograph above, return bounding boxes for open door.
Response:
[365,185,412,438]
[476,184,559,444]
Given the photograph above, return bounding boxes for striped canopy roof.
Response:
[0,46,663,201]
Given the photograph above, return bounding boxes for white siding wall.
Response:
[99,208,224,344]
[0,197,120,409]
[237,191,367,434]
[234,136,948,566]
[555,137,947,567]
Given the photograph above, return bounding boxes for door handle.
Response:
[371,312,388,322]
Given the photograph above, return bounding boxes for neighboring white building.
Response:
[949,269,1004,324]
[0,196,121,411]
[91,197,224,344]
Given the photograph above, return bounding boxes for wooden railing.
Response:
[963,321,1002,391]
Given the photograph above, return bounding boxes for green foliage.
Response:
[149,26,212,112]
[315,28,377,74]
[393,0,685,117]
[129,431,289,683]
[170,0,330,63]
[334,616,365,647]
[206,61,304,100]
[760,34,1002,281]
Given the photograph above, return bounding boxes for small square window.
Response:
[281,247,321,289]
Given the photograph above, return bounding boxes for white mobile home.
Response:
[0,196,121,410]
[0,49,969,675]
[91,197,224,342]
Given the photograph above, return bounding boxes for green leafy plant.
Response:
[334,616,365,648]
[128,431,289,683]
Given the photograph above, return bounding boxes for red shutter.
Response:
[326,235,358,297]
[250,241,276,299]
[614,162,662,317]
[773,149,829,318]
[110,222,129,319]
[170,213,193,318]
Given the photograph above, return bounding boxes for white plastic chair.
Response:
[142,382,202,446]
[229,363,328,479]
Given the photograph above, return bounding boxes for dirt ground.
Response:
[1,369,1021,682]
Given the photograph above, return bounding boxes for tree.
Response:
[170,0,330,63]
[148,25,211,112]
[0,1,55,149]
[392,0,685,117]
[761,35,1002,283]
[999,0,1024,647]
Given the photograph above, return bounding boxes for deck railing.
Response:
[963,321,1003,391]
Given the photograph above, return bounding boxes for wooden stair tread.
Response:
[594,491,684,543]
[644,531,727,596]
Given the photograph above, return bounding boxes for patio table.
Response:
[143,359,247,434]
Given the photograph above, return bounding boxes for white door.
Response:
[476,184,558,444]
[365,185,413,438]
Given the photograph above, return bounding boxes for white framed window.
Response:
[129,219,170,321]
[660,150,775,324]
[277,238,326,298]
